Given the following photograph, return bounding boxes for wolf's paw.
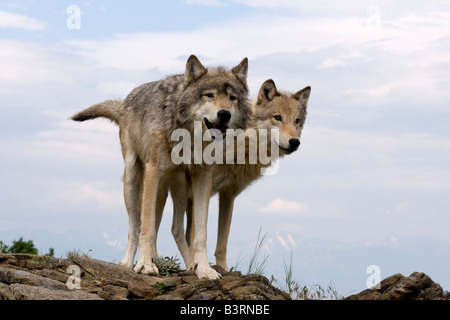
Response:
[195,264,222,280]
[134,262,159,275]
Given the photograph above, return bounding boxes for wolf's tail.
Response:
[70,99,122,125]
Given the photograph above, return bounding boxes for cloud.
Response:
[234,0,449,18]
[105,237,127,251]
[300,126,450,181]
[65,14,388,71]
[287,234,297,248]
[258,198,309,214]
[233,0,304,9]
[263,232,296,252]
[1,118,121,163]
[276,232,290,250]
[183,0,226,6]
[102,231,127,251]
[0,10,46,30]
[317,58,348,69]
[44,180,123,209]
[0,40,67,86]
[61,6,450,115]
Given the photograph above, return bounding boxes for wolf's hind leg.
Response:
[134,160,160,275]
[189,169,221,280]
[169,171,190,268]
[119,152,143,268]
[153,180,169,258]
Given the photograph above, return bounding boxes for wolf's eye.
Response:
[295,118,301,124]
[205,93,214,98]
[274,115,282,121]
[229,95,237,101]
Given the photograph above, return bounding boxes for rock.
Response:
[0,266,68,290]
[2,253,447,300]
[128,277,160,299]
[345,272,448,300]
[5,283,103,300]
[0,253,290,300]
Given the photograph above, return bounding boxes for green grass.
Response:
[66,248,92,260]
[152,256,181,276]
[247,227,269,275]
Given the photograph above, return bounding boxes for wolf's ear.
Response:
[185,55,207,85]
[293,86,311,106]
[258,79,278,102]
[232,57,248,84]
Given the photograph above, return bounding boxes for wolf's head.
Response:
[178,55,250,138]
[253,79,311,156]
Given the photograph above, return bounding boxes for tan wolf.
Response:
[71,55,250,280]
[157,79,311,271]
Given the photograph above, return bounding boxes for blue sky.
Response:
[1,0,450,296]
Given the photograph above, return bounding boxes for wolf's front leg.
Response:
[189,167,221,280]
[134,161,160,275]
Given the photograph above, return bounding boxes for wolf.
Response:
[71,55,250,280]
[158,79,311,271]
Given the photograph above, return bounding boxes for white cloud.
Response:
[61,7,450,114]
[0,39,159,113]
[233,0,303,9]
[263,244,272,254]
[234,0,449,19]
[95,81,139,98]
[1,118,121,162]
[287,234,296,248]
[270,232,297,251]
[105,236,127,250]
[0,10,46,30]
[0,40,69,86]
[276,232,290,250]
[66,15,380,71]
[258,198,309,214]
[50,180,123,209]
[318,58,347,69]
[389,235,399,245]
[184,0,226,6]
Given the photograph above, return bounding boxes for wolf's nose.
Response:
[289,138,300,149]
[217,109,231,123]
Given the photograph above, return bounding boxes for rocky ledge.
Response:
[345,272,448,300]
[0,253,448,300]
[0,253,289,300]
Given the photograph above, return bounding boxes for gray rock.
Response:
[0,253,291,300]
[345,272,446,300]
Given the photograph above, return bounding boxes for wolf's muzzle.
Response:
[278,139,301,154]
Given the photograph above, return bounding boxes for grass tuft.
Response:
[247,227,269,275]
[66,248,92,260]
[152,256,181,276]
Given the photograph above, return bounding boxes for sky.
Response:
[1,0,450,296]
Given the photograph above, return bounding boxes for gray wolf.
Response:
[71,55,250,280]
[159,79,311,271]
